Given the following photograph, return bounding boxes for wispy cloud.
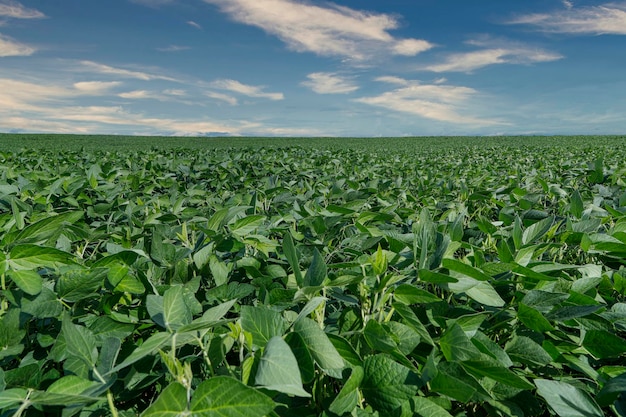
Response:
[509,2,626,35]
[355,76,503,126]
[74,81,122,94]
[187,20,202,30]
[301,72,358,94]
[156,45,191,52]
[422,38,562,73]
[79,60,179,82]
[210,78,284,100]
[205,91,238,106]
[202,0,433,61]
[0,1,45,19]
[0,33,35,56]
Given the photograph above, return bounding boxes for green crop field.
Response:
[1,134,626,416]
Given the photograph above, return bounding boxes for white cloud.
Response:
[156,45,191,52]
[73,81,122,94]
[0,33,35,56]
[355,77,503,126]
[163,89,186,96]
[563,0,574,10]
[202,0,433,61]
[374,76,409,85]
[205,91,238,105]
[118,90,152,99]
[210,78,284,100]
[187,20,202,30]
[422,38,562,73]
[301,72,358,94]
[79,60,179,82]
[509,2,626,35]
[0,1,45,19]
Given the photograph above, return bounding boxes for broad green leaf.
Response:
[371,245,387,276]
[440,324,481,362]
[283,232,303,287]
[8,244,76,270]
[411,397,453,417]
[62,315,98,368]
[304,248,326,287]
[461,357,534,389]
[20,287,63,318]
[392,303,434,346]
[57,267,107,302]
[294,318,344,378]
[7,269,42,295]
[394,284,442,304]
[254,336,310,397]
[14,211,84,244]
[466,281,505,307]
[46,375,100,394]
[443,259,491,281]
[517,303,554,332]
[570,190,584,219]
[142,382,188,417]
[0,388,28,409]
[361,354,421,414]
[240,306,285,349]
[329,366,364,415]
[294,296,326,324]
[505,335,552,367]
[418,269,458,284]
[108,332,172,374]
[597,372,626,406]
[328,333,362,367]
[363,319,397,353]
[430,362,491,403]
[163,286,193,331]
[190,376,275,417]
[535,379,603,417]
[230,215,265,236]
[522,216,554,246]
[583,330,626,358]
[285,332,316,383]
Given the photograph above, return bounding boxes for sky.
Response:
[1,0,625,137]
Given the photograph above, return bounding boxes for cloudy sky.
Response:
[1,0,625,136]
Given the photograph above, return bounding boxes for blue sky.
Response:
[1,0,625,136]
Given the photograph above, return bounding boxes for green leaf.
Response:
[392,303,434,346]
[443,258,491,281]
[254,336,310,397]
[329,366,364,415]
[294,317,344,378]
[371,244,387,276]
[0,388,28,409]
[394,284,442,304]
[418,269,458,284]
[230,215,265,236]
[57,267,107,302]
[7,269,42,295]
[517,303,554,332]
[522,216,555,246]
[363,319,397,353]
[411,397,453,417]
[440,324,481,362]
[461,357,534,389]
[62,315,98,368]
[163,286,194,332]
[583,330,626,359]
[361,354,421,414]
[108,332,172,374]
[535,379,603,417]
[240,306,285,349]
[20,287,63,318]
[46,375,100,395]
[328,333,362,367]
[430,362,490,403]
[142,382,188,417]
[570,190,584,219]
[597,372,626,406]
[466,281,505,307]
[8,244,76,270]
[285,332,316,384]
[304,248,326,287]
[505,335,552,367]
[14,211,84,244]
[283,232,303,287]
[190,376,275,417]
